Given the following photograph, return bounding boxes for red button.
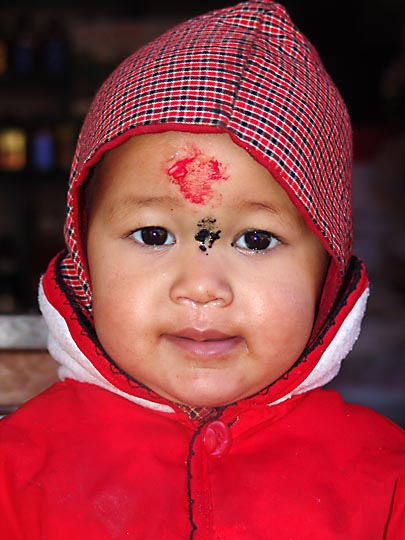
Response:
[203,420,232,458]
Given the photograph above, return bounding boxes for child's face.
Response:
[87,132,329,407]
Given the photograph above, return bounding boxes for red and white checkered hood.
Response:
[40,0,369,411]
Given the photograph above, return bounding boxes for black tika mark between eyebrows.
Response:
[194,217,221,254]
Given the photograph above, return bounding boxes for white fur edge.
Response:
[39,280,369,413]
[269,287,370,406]
[38,282,175,414]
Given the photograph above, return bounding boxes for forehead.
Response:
[87,131,302,222]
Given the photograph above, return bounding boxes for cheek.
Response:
[93,271,146,317]
[270,286,315,327]
[90,253,134,318]
[92,271,154,361]
[249,274,318,350]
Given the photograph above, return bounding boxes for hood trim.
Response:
[38,283,175,415]
[270,286,369,405]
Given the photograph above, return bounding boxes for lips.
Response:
[162,328,242,358]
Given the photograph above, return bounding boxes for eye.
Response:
[131,226,175,246]
[234,229,280,251]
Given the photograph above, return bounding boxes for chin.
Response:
[159,375,254,409]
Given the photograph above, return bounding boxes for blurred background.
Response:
[0,0,404,423]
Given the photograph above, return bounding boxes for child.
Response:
[1,1,404,538]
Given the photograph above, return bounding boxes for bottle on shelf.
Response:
[0,118,27,172]
[39,18,71,79]
[54,118,77,171]
[30,121,55,172]
[9,14,37,77]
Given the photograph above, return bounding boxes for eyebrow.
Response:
[105,195,183,222]
[235,200,282,215]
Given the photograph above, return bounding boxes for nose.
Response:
[170,253,233,307]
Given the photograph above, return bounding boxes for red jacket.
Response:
[1,379,404,539]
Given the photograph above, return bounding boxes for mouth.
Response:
[162,328,242,358]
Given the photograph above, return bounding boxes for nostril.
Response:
[173,286,233,307]
[180,295,224,308]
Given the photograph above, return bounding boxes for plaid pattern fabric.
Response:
[58,0,352,317]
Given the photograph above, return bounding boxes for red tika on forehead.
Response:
[166,145,228,205]
[61,0,353,315]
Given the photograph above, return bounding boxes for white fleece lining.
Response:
[39,282,368,413]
